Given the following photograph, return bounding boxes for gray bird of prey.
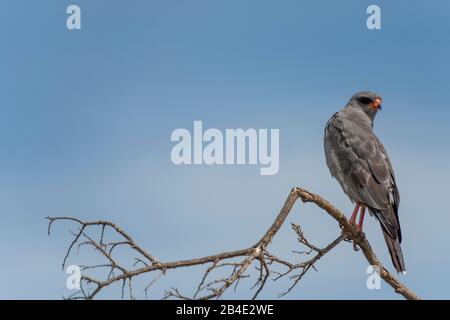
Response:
[324,91,405,273]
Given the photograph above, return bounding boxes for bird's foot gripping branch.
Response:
[47,187,420,300]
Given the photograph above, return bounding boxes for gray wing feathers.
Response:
[324,112,402,242]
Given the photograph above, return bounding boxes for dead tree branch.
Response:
[47,187,420,300]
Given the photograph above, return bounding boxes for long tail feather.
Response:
[381,224,406,273]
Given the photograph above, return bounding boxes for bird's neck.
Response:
[345,105,376,128]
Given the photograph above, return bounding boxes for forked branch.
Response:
[47,187,420,300]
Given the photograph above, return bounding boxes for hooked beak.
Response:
[370,98,382,111]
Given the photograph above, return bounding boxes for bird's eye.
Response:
[358,97,372,104]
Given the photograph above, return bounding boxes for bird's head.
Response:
[347,91,383,122]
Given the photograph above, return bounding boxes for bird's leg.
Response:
[349,203,360,225]
[357,205,366,232]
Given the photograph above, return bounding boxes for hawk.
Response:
[324,91,405,273]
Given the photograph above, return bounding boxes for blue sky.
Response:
[1,0,450,299]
